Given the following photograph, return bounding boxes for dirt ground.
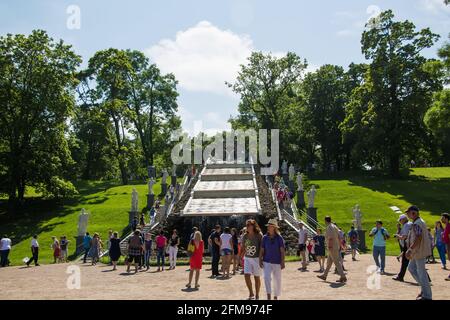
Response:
[0,254,448,300]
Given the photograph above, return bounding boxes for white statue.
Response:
[131,188,139,212]
[77,208,89,236]
[307,185,316,208]
[288,164,295,181]
[162,169,169,184]
[148,178,155,195]
[296,173,304,191]
[172,164,177,176]
[353,204,363,230]
[281,160,288,175]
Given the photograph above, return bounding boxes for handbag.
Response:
[187,240,195,256]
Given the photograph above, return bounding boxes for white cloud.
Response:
[419,0,450,14]
[146,21,254,96]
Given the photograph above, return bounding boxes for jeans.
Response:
[27,247,39,266]
[436,243,447,267]
[408,258,432,299]
[373,246,386,271]
[169,246,178,268]
[145,249,152,267]
[0,249,10,267]
[156,247,165,268]
[83,248,90,263]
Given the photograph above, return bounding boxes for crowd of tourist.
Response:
[1,207,449,301]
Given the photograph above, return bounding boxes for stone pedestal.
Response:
[161,183,168,196]
[296,190,305,210]
[75,236,84,255]
[288,180,294,192]
[129,211,138,226]
[357,229,367,251]
[171,175,176,187]
[282,174,289,184]
[307,207,317,229]
[147,193,155,209]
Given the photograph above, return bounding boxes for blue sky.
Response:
[1,0,449,135]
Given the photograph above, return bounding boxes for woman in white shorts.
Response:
[240,219,263,300]
[220,227,233,278]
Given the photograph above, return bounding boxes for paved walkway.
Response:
[0,255,448,300]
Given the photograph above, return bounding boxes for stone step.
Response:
[201,168,253,181]
[193,180,255,198]
[206,162,252,169]
[193,189,255,198]
[183,197,259,216]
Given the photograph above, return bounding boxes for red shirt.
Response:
[443,223,450,244]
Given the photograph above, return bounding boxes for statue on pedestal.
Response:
[297,173,304,191]
[288,164,295,181]
[131,188,138,212]
[307,185,316,208]
[77,208,89,236]
[353,204,363,230]
[281,160,288,175]
[148,178,155,195]
[162,169,169,184]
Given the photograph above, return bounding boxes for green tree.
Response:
[0,30,81,206]
[342,10,442,177]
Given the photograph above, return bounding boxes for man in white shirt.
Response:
[26,235,40,267]
[298,223,308,270]
[393,214,412,282]
[0,236,12,267]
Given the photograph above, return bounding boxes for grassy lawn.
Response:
[308,167,450,256]
[0,179,170,265]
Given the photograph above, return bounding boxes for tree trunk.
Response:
[389,153,400,178]
[112,115,128,185]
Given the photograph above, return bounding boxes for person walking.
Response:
[405,205,433,300]
[149,207,156,225]
[60,235,69,263]
[231,228,239,275]
[82,232,92,263]
[127,230,143,273]
[26,235,40,267]
[297,222,308,271]
[168,229,180,270]
[441,213,450,281]
[347,226,359,261]
[313,228,326,272]
[0,235,12,267]
[209,225,221,278]
[220,227,233,278]
[369,220,390,274]
[51,236,60,264]
[144,232,153,271]
[89,233,102,265]
[109,231,121,271]
[317,216,347,283]
[434,221,447,270]
[393,214,413,282]
[186,231,204,289]
[260,219,285,300]
[155,230,167,272]
[240,219,263,300]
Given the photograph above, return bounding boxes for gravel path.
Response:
[0,254,448,300]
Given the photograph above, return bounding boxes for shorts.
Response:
[127,255,140,264]
[298,244,306,252]
[243,257,261,276]
[221,248,232,256]
[350,243,358,250]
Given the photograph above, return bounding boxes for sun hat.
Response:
[266,218,279,228]
[398,214,408,222]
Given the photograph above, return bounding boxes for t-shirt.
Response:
[169,235,179,247]
[83,236,92,249]
[210,231,221,252]
[348,230,358,244]
[0,238,11,250]
[144,239,152,251]
[312,235,325,249]
[262,234,285,264]
[371,227,389,247]
[325,224,340,250]
[155,235,167,248]
[31,239,39,248]
[60,239,68,250]
[220,233,233,250]
[443,223,450,245]
[399,222,412,247]
[242,233,262,258]
[298,229,308,245]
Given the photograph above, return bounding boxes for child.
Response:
[51,236,60,264]
[426,228,435,264]
[307,240,315,262]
